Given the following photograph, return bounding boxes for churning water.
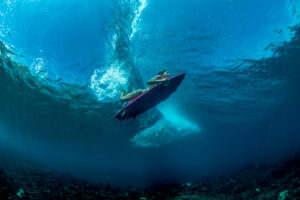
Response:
[0,0,300,186]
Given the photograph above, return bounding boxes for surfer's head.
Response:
[158,70,169,78]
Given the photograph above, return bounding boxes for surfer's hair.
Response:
[158,70,167,75]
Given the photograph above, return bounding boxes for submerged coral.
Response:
[0,149,299,200]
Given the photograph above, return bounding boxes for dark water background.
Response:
[0,0,300,186]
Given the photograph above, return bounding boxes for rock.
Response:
[63,186,70,192]
[16,188,24,198]
[278,190,288,200]
[179,194,201,200]
[185,182,192,187]
[199,187,209,192]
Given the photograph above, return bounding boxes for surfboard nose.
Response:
[181,73,186,79]
[174,73,186,84]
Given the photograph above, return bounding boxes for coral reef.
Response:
[0,150,299,200]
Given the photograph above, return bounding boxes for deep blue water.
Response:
[0,0,300,185]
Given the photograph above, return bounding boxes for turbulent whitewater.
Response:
[0,0,300,185]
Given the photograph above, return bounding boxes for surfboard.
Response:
[115,73,185,121]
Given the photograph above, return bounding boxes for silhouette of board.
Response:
[115,73,185,121]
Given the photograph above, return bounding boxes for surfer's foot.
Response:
[121,88,126,96]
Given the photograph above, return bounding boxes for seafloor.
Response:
[0,149,299,200]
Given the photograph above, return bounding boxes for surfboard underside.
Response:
[115,73,185,121]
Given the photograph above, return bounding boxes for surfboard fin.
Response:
[121,110,126,120]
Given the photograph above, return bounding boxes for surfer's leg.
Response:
[120,89,127,102]
[120,89,143,102]
[126,89,143,98]
[121,89,125,97]
[142,88,149,93]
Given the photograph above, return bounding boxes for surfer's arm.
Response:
[147,76,168,85]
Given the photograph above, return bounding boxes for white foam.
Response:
[90,0,147,102]
[90,24,129,102]
[90,63,128,102]
[29,57,48,79]
[130,0,148,39]
[131,104,201,147]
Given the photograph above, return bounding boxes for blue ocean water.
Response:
[0,0,300,185]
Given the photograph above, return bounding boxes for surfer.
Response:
[120,70,170,103]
